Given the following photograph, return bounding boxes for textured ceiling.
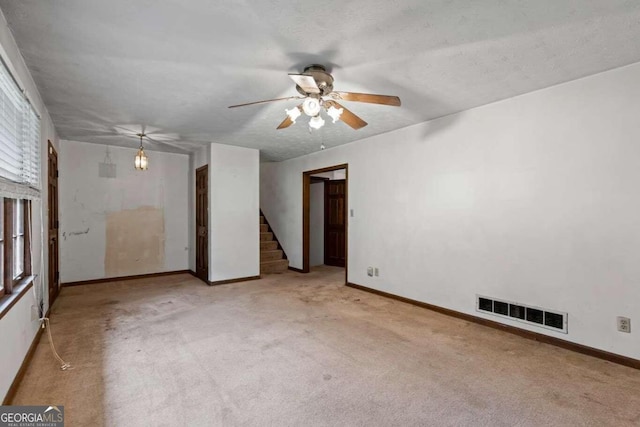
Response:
[2,1,640,160]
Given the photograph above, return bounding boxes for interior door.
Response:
[48,141,59,306]
[195,165,208,282]
[324,179,346,267]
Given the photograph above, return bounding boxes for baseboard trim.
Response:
[346,282,640,370]
[61,270,191,287]
[2,306,50,405]
[208,275,261,286]
[288,267,305,273]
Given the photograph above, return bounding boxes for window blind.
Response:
[22,105,40,186]
[0,55,41,198]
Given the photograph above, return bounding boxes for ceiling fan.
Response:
[228,65,401,130]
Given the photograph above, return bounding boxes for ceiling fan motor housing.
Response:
[295,64,334,96]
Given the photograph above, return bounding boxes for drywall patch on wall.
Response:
[105,206,165,276]
[59,140,189,282]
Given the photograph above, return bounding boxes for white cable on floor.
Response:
[40,317,72,371]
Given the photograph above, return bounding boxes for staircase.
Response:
[260,214,289,274]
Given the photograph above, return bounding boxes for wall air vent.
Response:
[476,295,568,334]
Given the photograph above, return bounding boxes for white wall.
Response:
[59,140,189,282]
[261,62,640,360]
[209,143,259,282]
[0,10,59,400]
[309,182,324,266]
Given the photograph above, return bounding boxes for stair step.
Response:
[261,249,283,261]
[260,232,274,241]
[260,216,265,224]
[260,241,278,251]
[260,224,268,232]
[260,259,289,274]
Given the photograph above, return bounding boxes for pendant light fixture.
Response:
[134,133,148,171]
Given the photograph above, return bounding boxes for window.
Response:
[0,51,39,300]
[13,199,24,279]
[1,198,30,298]
[0,57,40,190]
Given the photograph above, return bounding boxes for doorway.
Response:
[195,165,208,283]
[324,178,346,267]
[303,164,348,282]
[47,140,60,306]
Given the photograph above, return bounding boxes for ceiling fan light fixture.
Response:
[326,105,344,123]
[285,106,302,123]
[309,115,325,130]
[302,97,322,117]
[228,64,400,133]
[134,133,148,171]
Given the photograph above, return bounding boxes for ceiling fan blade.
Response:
[325,100,367,130]
[331,92,401,107]
[276,104,303,129]
[276,116,293,130]
[228,96,304,108]
[288,74,320,94]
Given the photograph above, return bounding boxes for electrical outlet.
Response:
[374,268,379,277]
[350,209,354,217]
[617,317,631,333]
[367,267,373,277]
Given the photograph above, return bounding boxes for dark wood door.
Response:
[48,141,60,306]
[195,165,208,282]
[324,179,346,267]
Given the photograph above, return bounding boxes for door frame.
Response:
[47,140,60,307]
[302,163,348,283]
[195,164,209,284]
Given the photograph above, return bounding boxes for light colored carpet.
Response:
[10,266,640,426]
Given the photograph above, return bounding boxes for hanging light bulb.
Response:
[285,106,301,123]
[302,97,322,116]
[309,115,325,130]
[326,105,344,123]
[134,133,148,171]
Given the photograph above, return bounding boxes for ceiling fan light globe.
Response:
[285,107,302,123]
[309,115,325,130]
[302,97,321,117]
[327,105,344,123]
